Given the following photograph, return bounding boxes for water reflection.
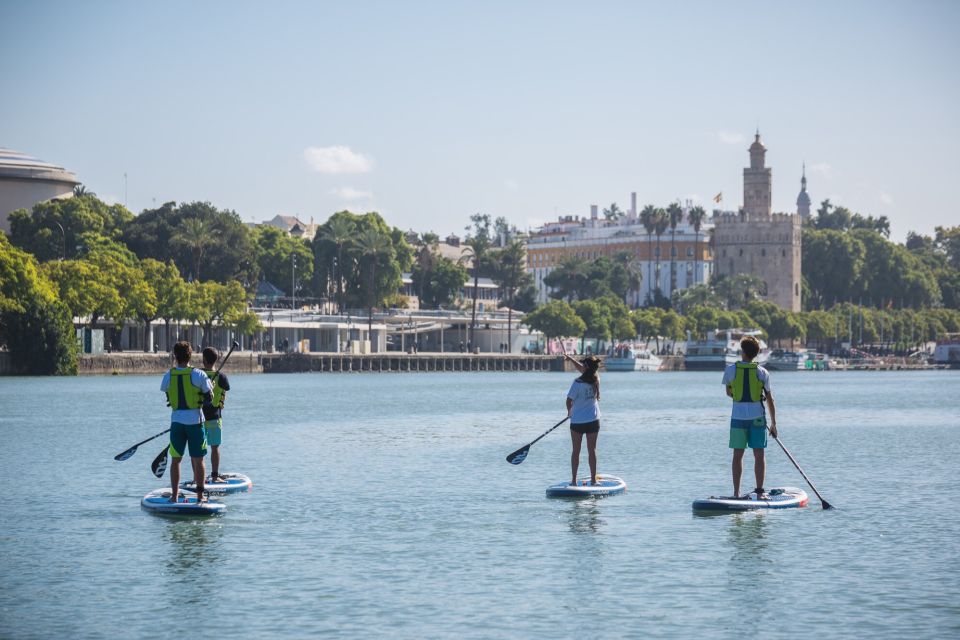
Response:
[724,513,775,607]
[163,520,225,606]
[563,499,606,535]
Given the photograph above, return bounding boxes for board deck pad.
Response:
[180,472,252,495]
[546,474,627,498]
[141,488,226,516]
[692,486,808,512]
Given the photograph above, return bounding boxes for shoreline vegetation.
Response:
[1,193,959,376]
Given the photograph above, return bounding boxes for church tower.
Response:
[713,133,802,312]
[796,163,811,219]
[743,131,772,218]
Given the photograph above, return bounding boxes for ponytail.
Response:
[577,357,601,401]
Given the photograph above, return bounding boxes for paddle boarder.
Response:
[723,335,777,499]
[562,347,602,486]
[161,341,214,503]
[201,347,231,483]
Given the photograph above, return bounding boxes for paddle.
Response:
[506,417,570,465]
[768,426,834,510]
[114,427,170,461]
[137,340,239,478]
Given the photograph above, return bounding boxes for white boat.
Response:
[684,329,769,371]
[604,345,662,372]
[933,333,960,367]
[765,349,831,371]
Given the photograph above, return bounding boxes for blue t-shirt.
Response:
[567,379,601,424]
[160,367,214,425]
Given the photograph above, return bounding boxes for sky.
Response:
[2,0,958,241]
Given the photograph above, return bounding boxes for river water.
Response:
[0,369,958,639]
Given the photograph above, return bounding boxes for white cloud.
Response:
[304,146,373,174]
[717,131,744,144]
[809,162,832,177]
[879,191,894,205]
[329,186,373,200]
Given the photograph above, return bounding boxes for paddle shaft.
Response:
[527,416,570,448]
[115,428,171,460]
[768,428,833,509]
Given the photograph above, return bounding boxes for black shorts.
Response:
[571,420,600,434]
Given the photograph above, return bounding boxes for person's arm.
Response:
[566,397,573,417]
[560,344,585,373]
[765,390,777,437]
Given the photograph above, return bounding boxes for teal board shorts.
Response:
[169,422,207,458]
[729,417,768,449]
[204,418,222,446]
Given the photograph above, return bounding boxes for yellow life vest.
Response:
[203,368,226,408]
[731,362,764,403]
[167,368,202,410]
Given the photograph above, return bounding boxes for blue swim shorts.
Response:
[204,418,222,446]
[729,417,768,449]
[169,421,207,458]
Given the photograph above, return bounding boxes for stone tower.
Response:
[796,163,811,219]
[743,131,772,217]
[713,133,802,312]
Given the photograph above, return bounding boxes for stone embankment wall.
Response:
[261,352,566,373]
[78,352,262,376]
[657,356,684,371]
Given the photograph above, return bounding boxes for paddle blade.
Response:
[151,448,168,478]
[114,447,137,461]
[506,445,530,465]
[821,500,834,510]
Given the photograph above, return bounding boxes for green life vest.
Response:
[167,368,202,410]
[203,368,226,408]
[731,362,764,403]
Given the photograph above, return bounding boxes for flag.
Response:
[713,192,723,204]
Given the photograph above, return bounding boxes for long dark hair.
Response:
[577,356,601,401]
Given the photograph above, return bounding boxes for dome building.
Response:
[796,162,811,218]
[0,148,79,234]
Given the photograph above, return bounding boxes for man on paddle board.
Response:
[201,347,231,483]
[562,346,602,486]
[723,335,777,499]
[161,341,215,503]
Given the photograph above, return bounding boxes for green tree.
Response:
[713,273,766,310]
[522,300,586,345]
[543,255,590,302]
[666,202,683,293]
[602,202,623,221]
[187,280,248,347]
[355,227,393,338]
[254,225,314,305]
[653,207,668,296]
[611,251,643,308]
[315,214,357,311]
[411,255,468,309]
[802,228,867,308]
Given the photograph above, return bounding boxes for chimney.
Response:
[590,204,598,220]
[630,192,637,218]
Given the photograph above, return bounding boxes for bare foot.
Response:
[168,493,180,503]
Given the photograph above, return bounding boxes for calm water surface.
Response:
[1,369,958,639]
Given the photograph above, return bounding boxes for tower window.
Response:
[761,248,766,257]
[722,249,727,257]
[782,249,786,257]
[739,249,744,257]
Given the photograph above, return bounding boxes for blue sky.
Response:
[2,1,957,241]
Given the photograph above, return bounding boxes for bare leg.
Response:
[586,431,599,484]
[191,456,206,501]
[211,445,220,479]
[753,448,765,496]
[169,456,182,502]
[732,448,745,498]
[570,429,583,485]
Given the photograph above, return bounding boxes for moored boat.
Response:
[684,329,769,371]
[604,345,662,371]
[933,333,960,367]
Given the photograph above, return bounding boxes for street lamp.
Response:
[268,310,275,353]
[53,221,65,260]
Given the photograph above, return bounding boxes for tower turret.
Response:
[796,162,811,218]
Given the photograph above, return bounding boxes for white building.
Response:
[0,148,79,234]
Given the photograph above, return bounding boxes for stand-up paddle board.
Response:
[546,474,626,498]
[692,486,808,512]
[141,488,226,516]
[180,472,252,495]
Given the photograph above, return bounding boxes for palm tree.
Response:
[320,216,355,312]
[174,216,212,282]
[653,208,669,297]
[639,205,657,303]
[613,251,643,308]
[687,205,707,285]
[460,214,492,348]
[491,239,530,352]
[415,232,439,305]
[602,202,623,221]
[666,202,684,295]
[355,228,392,342]
[73,184,96,198]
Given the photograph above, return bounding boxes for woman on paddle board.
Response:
[562,346,602,486]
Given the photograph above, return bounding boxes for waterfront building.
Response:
[525,195,713,305]
[712,133,802,312]
[261,214,319,240]
[0,147,79,234]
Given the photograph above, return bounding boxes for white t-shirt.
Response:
[160,367,215,424]
[567,379,601,424]
[721,362,771,420]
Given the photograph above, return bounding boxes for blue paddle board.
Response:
[546,474,626,498]
[180,472,252,495]
[141,488,226,516]
[692,486,808,512]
